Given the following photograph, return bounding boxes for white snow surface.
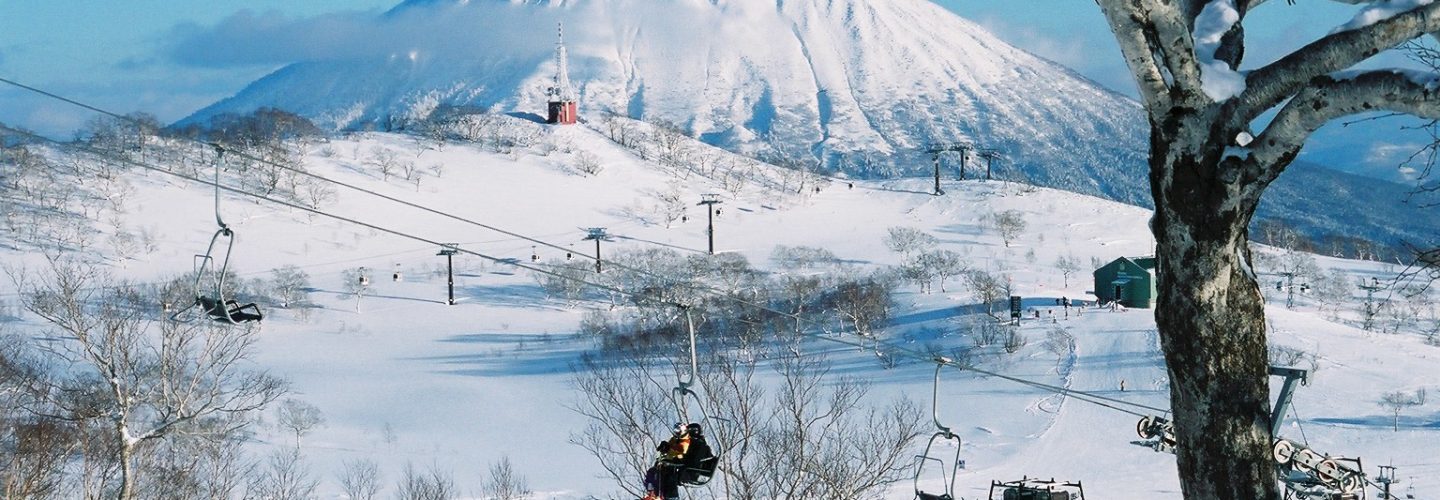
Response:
[4,124,1438,499]
[1334,0,1435,33]
[1193,0,1248,101]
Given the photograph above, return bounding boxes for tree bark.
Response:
[1150,119,1277,499]
[1092,2,1440,498]
[116,427,134,500]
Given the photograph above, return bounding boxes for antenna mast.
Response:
[549,23,576,101]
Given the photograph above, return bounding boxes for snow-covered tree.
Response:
[1093,2,1440,498]
[1054,254,1082,288]
[992,210,1026,247]
[883,226,938,260]
[19,261,285,499]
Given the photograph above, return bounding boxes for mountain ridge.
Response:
[180,0,1151,201]
[178,0,1437,256]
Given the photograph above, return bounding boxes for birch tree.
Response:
[19,261,286,499]
[1093,2,1440,498]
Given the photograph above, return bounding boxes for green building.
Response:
[1093,256,1157,308]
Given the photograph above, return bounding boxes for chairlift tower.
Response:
[977,149,1002,181]
[1377,464,1399,499]
[697,194,723,255]
[1276,271,1309,309]
[437,244,460,305]
[583,228,611,273]
[1359,277,1384,331]
[927,143,973,195]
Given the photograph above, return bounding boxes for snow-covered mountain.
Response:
[181,0,1437,255]
[181,0,1150,202]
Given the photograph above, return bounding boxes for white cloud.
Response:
[165,3,558,68]
[972,15,1137,98]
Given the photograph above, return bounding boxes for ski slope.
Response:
[1,122,1436,499]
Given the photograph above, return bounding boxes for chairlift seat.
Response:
[918,493,954,500]
[677,455,719,485]
[200,296,263,323]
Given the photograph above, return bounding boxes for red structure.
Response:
[548,101,577,125]
[546,24,578,125]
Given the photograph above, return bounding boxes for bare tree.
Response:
[648,184,689,228]
[829,276,896,336]
[1043,327,1077,370]
[481,456,531,500]
[245,449,318,500]
[574,151,604,175]
[965,270,1007,318]
[342,267,371,313]
[771,245,839,270]
[735,354,924,499]
[532,259,592,301]
[17,260,286,499]
[295,176,337,210]
[1002,329,1028,355]
[1379,389,1427,432]
[394,462,455,500]
[568,351,673,499]
[336,458,383,500]
[0,333,78,499]
[275,398,325,449]
[1054,254,1082,289]
[569,348,923,500]
[366,147,400,181]
[269,265,311,309]
[992,209,1026,248]
[883,226,938,260]
[916,249,966,292]
[1091,2,1440,498]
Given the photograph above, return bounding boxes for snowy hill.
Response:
[178,0,1437,263]
[181,0,1150,202]
[3,121,1437,499]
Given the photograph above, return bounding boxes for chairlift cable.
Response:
[2,75,866,309]
[0,125,634,301]
[1,107,1169,417]
[4,121,1165,419]
[1289,400,1310,447]
[0,75,700,284]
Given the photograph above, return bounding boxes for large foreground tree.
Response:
[1093,1,1440,499]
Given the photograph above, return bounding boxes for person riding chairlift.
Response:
[678,423,715,483]
[643,423,691,500]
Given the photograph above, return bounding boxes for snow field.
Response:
[2,123,1435,499]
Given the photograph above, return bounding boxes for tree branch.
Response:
[1239,3,1440,121]
[1246,71,1440,194]
[1097,1,1181,113]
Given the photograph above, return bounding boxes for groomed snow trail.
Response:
[950,307,1182,499]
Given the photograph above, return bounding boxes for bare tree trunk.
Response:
[1090,2,1440,498]
[117,432,134,500]
[1151,137,1276,499]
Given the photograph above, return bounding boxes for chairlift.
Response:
[1137,367,1367,497]
[915,358,963,500]
[1273,438,1367,497]
[169,146,262,325]
[668,305,721,487]
[1135,415,1177,453]
[988,477,1085,500]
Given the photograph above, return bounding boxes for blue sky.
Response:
[0,1,1429,180]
